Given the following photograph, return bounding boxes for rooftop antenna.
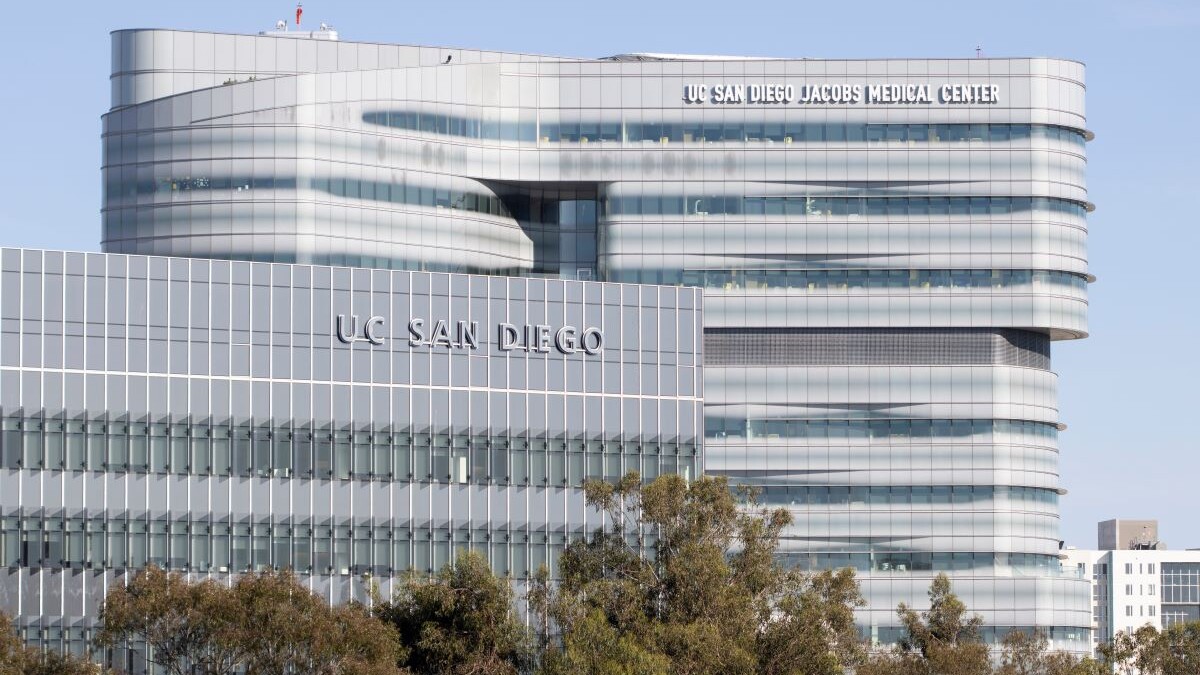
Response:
[975,45,982,58]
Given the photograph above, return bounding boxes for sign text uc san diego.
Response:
[336,315,604,356]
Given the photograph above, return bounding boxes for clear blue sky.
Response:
[1,0,1196,549]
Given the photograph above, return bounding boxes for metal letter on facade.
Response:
[336,314,359,344]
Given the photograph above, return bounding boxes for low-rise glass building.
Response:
[0,247,703,665]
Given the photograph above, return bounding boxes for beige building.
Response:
[1098,519,1165,551]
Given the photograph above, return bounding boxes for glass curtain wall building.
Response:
[0,248,704,666]
[7,27,1097,654]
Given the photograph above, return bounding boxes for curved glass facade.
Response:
[605,195,1088,218]
[705,418,1060,441]
[609,268,1089,291]
[755,485,1061,508]
[362,111,1087,148]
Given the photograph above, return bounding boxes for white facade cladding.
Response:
[92,29,1094,651]
[1062,548,1200,657]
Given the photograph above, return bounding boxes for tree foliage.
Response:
[894,573,991,675]
[96,566,404,675]
[995,629,1106,675]
[375,550,533,675]
[531,472,866,675]
[0,611,23,675]
[96,566,242,675]
[1100,622,1200,675]
[0,610,105,674]
[858,575,1104,675]
[44,476,1200,675]
[230,569,404,675]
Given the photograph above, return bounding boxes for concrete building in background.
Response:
[1,23,1095,663]
[1098,519,1166,551]
[1064,521,1200,655]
